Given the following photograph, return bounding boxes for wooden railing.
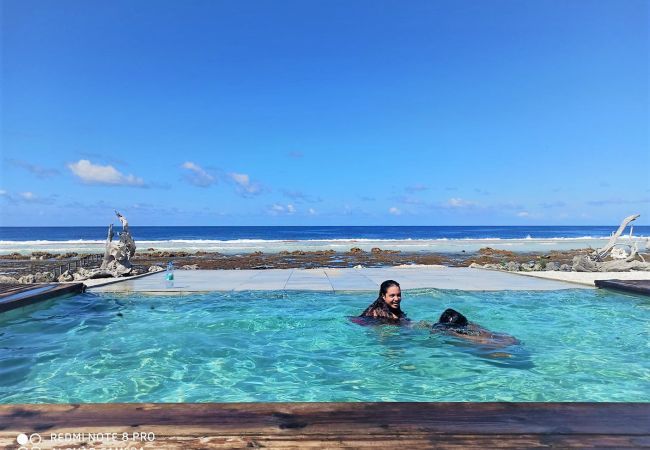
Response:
[30,254,104,277]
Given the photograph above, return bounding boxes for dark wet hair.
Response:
[359,280,405,319]
[379,280,400,298]
[437,308,468,327]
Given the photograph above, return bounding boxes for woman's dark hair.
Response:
[379,279,400,298]
[359,280,405,319]
[437,308,468,327]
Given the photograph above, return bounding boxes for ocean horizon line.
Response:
[0,224,646,228]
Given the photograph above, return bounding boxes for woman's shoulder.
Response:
[361,307,406,319]
[353,312,409,326]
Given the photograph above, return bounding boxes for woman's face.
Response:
[382,285,402,310]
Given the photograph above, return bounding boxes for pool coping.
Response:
[82,270,162,288]
[88,266,586,293]
[1,402,647,448]
[594,279,650,296]
[503,268,650,287]
[0,282,85,313]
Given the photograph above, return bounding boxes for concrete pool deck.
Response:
[502,269,650,286]
[89,266,584,292]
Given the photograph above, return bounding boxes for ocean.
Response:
[1,226,649,255]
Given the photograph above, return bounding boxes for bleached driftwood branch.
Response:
[593,214,640,261]
[115,209,129,233]
[100,223,114,270]
[573,213,650,272]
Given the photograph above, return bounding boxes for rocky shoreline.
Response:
[0,246,634,284]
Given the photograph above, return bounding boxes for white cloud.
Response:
[308,208,317,215]
[229,172,262,196]
[517,211,545,219]
[389,207,401,215]
[230,172,249,185]
[67,159,145,186]
[269,203,296,215]
[181,161,216,187]
[446,198,477,208]
[0,190,53,204]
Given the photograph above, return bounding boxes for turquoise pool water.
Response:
[0,289,648,402]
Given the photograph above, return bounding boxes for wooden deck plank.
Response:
[0,282,85,313]
[0,283,41,298]
[4,434,643,449]
[595,279,650,296]
[0,403,648,449]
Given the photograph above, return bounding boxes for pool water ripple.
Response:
[0,288,648,402]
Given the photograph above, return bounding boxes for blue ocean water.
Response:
[1,225,649,241]
[0,289,648,402]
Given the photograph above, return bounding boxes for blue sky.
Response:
[1,0,648,226]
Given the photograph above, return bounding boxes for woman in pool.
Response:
[433,308,519,347]
[358,280,409,323]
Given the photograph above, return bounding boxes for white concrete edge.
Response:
[88,266,601,292]
[84,270,162,289]
[504,270,596,287]
[476,267,650,288]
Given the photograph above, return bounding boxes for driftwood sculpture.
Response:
[573,214,650,272]
[100,210,137,276]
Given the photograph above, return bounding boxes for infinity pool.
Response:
[0,289,648,402]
